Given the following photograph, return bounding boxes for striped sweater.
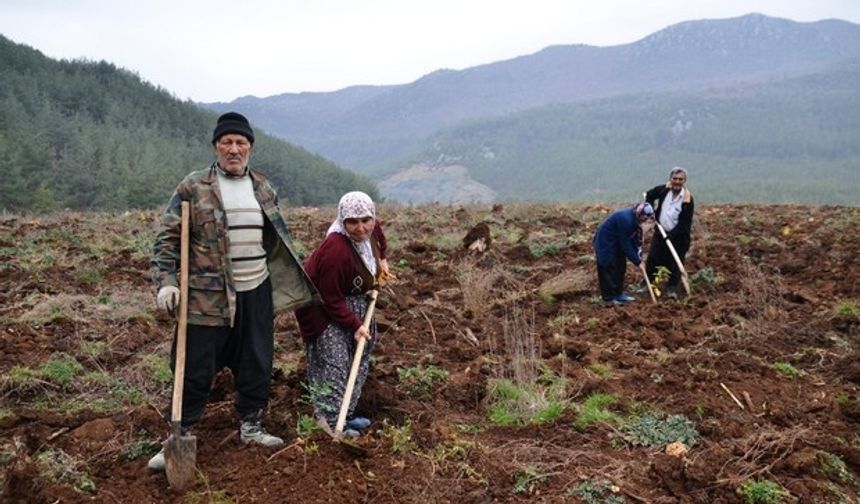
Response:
[217,170,269,292]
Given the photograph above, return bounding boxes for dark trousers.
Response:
[596,251,626,301]
[646,232,688,289]
[168,278,274,428]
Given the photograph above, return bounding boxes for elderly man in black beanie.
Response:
[147,112,320,471]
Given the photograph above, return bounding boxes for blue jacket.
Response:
[593,207,642,267]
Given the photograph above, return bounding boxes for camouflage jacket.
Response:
[150,163,320,326]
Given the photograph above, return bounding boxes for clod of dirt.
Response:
[3,460,39,503]
[837,396,860,423]
[70,418,118,452]
[651,453,687,496]
[462,222,491,252]
[782,448,819,476]
[837,355,860,384]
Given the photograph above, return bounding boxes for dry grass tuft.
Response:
[455,257,505,318]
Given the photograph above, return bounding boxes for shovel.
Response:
[164,201,197,490]
[654,222,691,297]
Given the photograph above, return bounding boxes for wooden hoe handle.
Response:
[334,290,379,436]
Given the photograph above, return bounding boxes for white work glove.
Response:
[156,286,180,317]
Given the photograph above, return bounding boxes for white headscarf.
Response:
[327,191,377,276]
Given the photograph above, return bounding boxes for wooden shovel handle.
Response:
[170,201,190,424]
[334,290,379,436]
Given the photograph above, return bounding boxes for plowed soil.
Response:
[1,203,858,503]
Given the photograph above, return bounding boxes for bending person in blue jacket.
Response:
[593,203,655,305]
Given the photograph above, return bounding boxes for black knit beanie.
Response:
[212,112,255,145]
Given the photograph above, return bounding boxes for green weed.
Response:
[427,437,484,483]
[185,470,232,504]
[37,449,97,494]
[624,412,699,447]
[8,365,41,389]
[577,254,594,265]
[539,291,556,304]
[587,363,612,377]
[456,423,485,434]
[118,430,161,463]
[548,309,579,329]
[833,301,859,318]
[141,354,173,384]
[397,365,449,397]
[513,465,549,495]
[529,242,562,258]
[487,373,568,426]
[296,414,322,439]
[575,392,621,430]
[690,267,723,286]
[74,268,104,285]
[302,380,336,419]
[382,420,417,455]
[820,452,852,483]
[738,479,789,504]
[772,362,803,379]
[570,479,627,504]
[79,340,107,360]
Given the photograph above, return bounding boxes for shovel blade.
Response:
[164,433,197,490]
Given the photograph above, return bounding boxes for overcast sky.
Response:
[2,0,859,103]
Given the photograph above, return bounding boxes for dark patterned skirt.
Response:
[305,294,377,425]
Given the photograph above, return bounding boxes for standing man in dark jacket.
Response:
[645,167,694,298]
[147,112,320,471]
[593,203,654,305]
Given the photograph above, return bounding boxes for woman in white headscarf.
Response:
[295,191,391,436]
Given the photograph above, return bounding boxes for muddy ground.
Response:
[1,203,859,503]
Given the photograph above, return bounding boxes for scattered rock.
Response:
[665,441,689,458]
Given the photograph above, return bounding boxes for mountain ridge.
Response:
[204,13,860,173]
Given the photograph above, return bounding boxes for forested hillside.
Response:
[379,62,860,204]
[0,35,377,213]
